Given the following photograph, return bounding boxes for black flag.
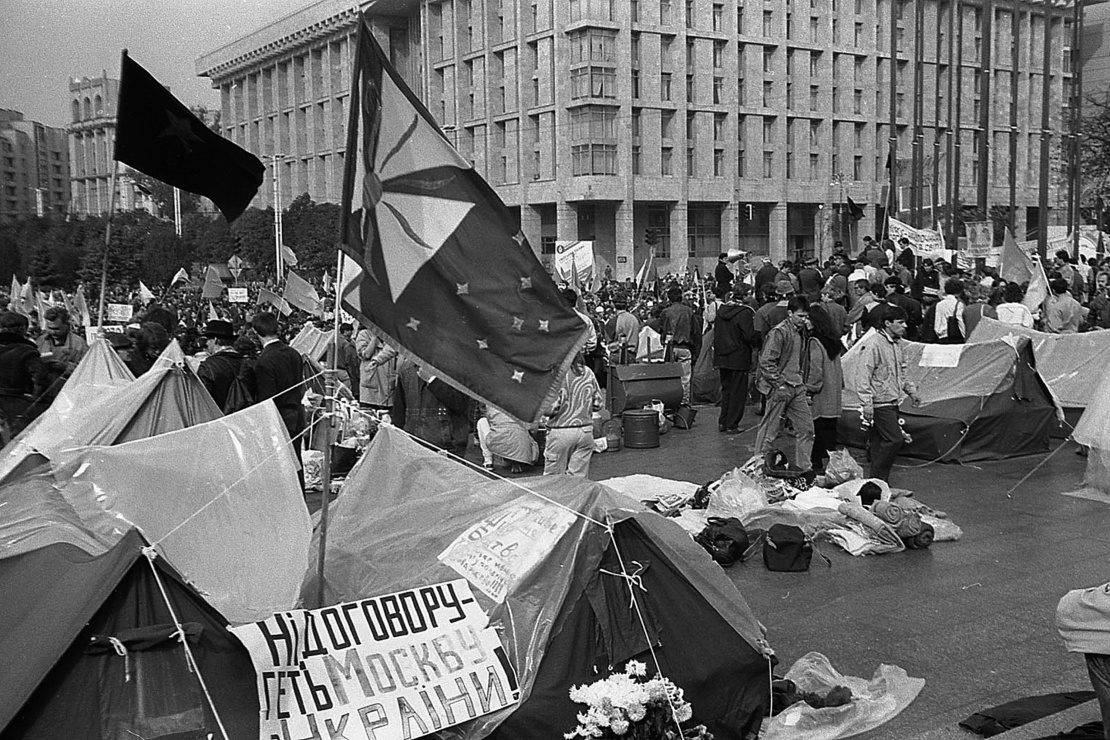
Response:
[114,52,264,222]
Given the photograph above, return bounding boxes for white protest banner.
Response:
[105,303,133,323]
[887,218,948,260]
[964,221,993,258]
[438,498,577,603]
[231,579,519,740]
[553,240,595,283]
[228,287,250,303]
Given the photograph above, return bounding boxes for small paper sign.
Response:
[228,287,249,303]
[105,303,133,322]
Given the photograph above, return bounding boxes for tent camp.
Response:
[968,317,1110,433]
[300,426,773,740]
[0,339,220,485]
[839,334,1056,462]
[0,529,259,740]
[1072,369,1110,494]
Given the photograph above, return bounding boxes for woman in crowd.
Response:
[995,282,1035,328]
[806,304,844,473]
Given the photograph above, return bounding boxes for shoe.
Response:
[725,427,740,434]
[482,461,494,471]
[509,463,524,474]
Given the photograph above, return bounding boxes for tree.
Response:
[231,207,277,272]
[283,193,341,274]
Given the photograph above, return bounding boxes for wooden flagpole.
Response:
[315,249,344,609]
[98,50,126,332]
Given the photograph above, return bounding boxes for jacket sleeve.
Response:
[900,347,917,397]
[758,327,785,386]
[804,339,825,395]
[354,330,377,361]
[854,341,876,411]
[738,306,756,344]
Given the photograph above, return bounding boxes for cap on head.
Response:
[775,279,795,296]
[203,319,235,339]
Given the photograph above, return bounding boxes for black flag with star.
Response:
[339,17,587,424]
[114,52,264,222]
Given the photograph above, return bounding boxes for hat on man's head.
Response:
[203,319,235,339]
[775,279,795,296]
[804,256,819,265]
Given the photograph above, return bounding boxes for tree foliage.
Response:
[0,192,341,292]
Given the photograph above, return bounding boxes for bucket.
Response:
[622,409,660,449]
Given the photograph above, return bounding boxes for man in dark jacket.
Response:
[713,285,756,433]
[198,319,249,410]
[714,252,735,294]
[392,359,472,455]
[250,311,306,473]
[661,286,696,404]
[0,311,45,441]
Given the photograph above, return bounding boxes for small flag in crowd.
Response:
[282,270,322,316]
[337,17,586,423]
[257,288,292,316]
[200,266,223,300]
[114,51,264,222]
[169,267,190,288]
[8,276,22,315]
[846,196,865,221]
[280,245,299,268]
[139,281,155,305]
[1000,228,1049,312]
[208,302,220,322]
[74,286,91,328]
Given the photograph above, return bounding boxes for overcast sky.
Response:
[0,0,309,128]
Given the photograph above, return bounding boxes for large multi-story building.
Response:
[0,110,70,223]
[198,0,1072,277]
[68,72,159,217]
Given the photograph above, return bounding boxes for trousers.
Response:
[543,427,594,476]
[868,404,903,482]
[754,384,814,471]
[718,368,748,430]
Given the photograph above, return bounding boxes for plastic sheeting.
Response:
[0,470,114,559]
[49,401,311,624]
[289,324,333,362]
[969,318,1110,408]
[1073,370,1110,493]
[301,425,772,740]
[763,652,924,740]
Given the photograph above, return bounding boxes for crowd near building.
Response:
[195,0,1077,279]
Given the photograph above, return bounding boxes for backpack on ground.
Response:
[694,517,751,567]
[762,523,830,572]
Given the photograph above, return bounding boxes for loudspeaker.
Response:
[608,363,683,415]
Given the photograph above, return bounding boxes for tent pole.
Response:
[315,256,344,609]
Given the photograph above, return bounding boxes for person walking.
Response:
[713,285,756,433]
[251,311,307,474]
[754,296,816,475]
[542,351,604,476]
[851,305,922,483]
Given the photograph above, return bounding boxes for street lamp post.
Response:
[265,154,287,279]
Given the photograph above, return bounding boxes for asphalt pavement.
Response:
[586,405,1110,740]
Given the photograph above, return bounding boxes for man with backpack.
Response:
[198,319,251,411]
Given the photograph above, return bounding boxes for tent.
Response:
[300,426,773,740]
[0,529,259,740]
[0,340,221,485]
[839,335,1057,462]
[968,318,1110,434]
[1073,370,1110,494]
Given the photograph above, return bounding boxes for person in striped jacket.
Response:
[543,352,604,477]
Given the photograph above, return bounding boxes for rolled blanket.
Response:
[871,500,905,527]
[837,502,905,553]
[904,522,935,549]
[894,510,923,538]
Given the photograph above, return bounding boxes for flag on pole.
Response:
[280,245,299,268]
[322,270,333,293]
[257,288,292,316]
[138,281,155,305]
[169,267,190,288]
[74,286,91,328]
[8,276,22,315]
[114,51,264,222]
[208,302,220,322]
[282,270,322,316]
[200,266,223,299]
[337,16,587,424]
[62,292,77,326]
[18,280,34,317]
[1000,228,1049,313]
[635,250,655,291]
[34,291,48,331]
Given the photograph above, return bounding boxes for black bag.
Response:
[672,405,697,430]
[944,305,965,344]
[763,524,814,572]
[222,360,256,415]
[694,517,750,567]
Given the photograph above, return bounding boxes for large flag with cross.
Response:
[337,17,587,423]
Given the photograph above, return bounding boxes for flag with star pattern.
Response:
[338,17,588,423]
[114,51,264,222]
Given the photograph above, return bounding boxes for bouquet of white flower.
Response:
[564,660,714,740]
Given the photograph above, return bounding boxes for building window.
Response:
[661,72,672,101]
[569,0,614,21]
[632,69,641,98]
[662,146,673,175]
[853,155,863,180]
[714,113,726,141]
[738,149,746,177]
[738,79,746,105]
[714,148,725,176]
[687,147,696,176]
[571,66,616,99]
[810,85,819,111]
[763,47,774,73]
[570,106,618,139]
[713,2,724,30]
[737,4,745,33]
[687,74,695,101]
[647,205,672,256]
[662,109,675,139]
[570,28,617,63]
[810,152,819,179]
[713,76,724,104]
[854,22,864,45]
[571,143,617,174]
[661,0,671,24]
[763,151,773,178]
[686,0,694,26]
[763,10,773,36]
[763,116,774,144]
[713,41,725,69]
[810,16,819,41]
[631,0,639,21]
[633,145,642,174]
[632,108,642,138]
[786,152,794,179]
[810,52,819,77]
[853,89,862,115]
[688,204,722,257]
[762,81,772,107]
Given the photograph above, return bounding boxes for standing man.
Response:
[661,286,696,404]
[852,305,922,482]
[754,296,815,475]
[250,311,306,475]
[37,306,88,375]
[1044,277,1085,334]
[713,285,756,433]
[0,311,45,441]
[715,252,735,295]
[197,319,249,410]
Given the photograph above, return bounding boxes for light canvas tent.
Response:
[839,335,1056,462]
[301,426,774,740]
[968,317,1110,434]
[0,529,259,740]
[1073,369,1110,493]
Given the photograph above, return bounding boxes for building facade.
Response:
[68,72,158,217]
[0,110,70,223]
[198,0,1072,278]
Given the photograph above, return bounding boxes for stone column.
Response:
[557,201,577,241]
[769,202,788,263]
[615,201,635,280]
[520,204,543,258]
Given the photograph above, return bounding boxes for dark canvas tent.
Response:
[302,426,773,740]
[0,529,258,740]
[838,335,1056,462]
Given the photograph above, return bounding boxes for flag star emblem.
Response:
[538,320,550,332]
[512,316,524,330]
[512,370,524,383]
[456,282,469,295]
[406,317,421,331]
[477,338,489,349]
[520,276,532,290]
[512,231,526,247]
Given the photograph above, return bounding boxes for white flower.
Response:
[611,719,630,735]
[625,660,647,677]
[627,704,647,722]
[675,703,693,723]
